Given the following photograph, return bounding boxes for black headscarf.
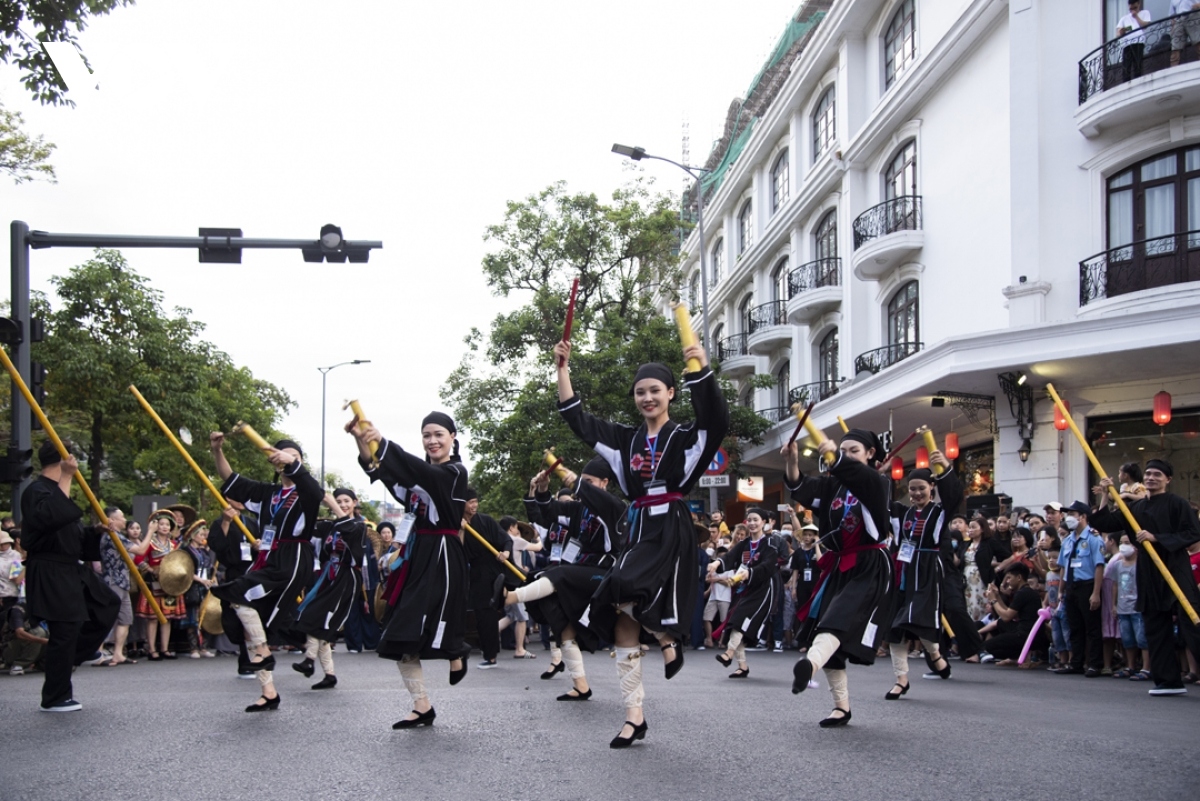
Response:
[906,468,934,485]
[333,488,357,501]
[420,411,461,463]
[1145,458,1173,477]
[629,363,676,400]
[582,456,615,483]
[841,428,884,467]
[37,440,62,468]
[274,439,304,459]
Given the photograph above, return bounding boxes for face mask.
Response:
[1064,517,1079,531]
[1119,544,1136,558]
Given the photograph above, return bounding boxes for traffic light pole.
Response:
[5,221,383,520]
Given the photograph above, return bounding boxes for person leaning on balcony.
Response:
[1118,1,1151,81]
[1170,0,1200,67]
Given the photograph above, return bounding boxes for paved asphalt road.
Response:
[2,647,1194,801]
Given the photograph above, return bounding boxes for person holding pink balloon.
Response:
[979,564,1048,663]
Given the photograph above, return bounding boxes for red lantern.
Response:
[1153,390,1172,426]
[1054,399,1070,432]
[944,432,959,460]
[891,457,904,481]
[915,446,929,469]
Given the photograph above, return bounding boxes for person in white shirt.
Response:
[1171,0,1200,66]
[1118,0,1152,80]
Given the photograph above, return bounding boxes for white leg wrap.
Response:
[920,637,941,661]
[317,641,335,675]
[735,641,746,663]
[614,646,645,711]
[234,605,267,648]
[826,668,849,706]
[891,647,909,678]
[397,656,427,705]
[561,639,586,681]
[550,645,563,665]
[256,668,274,691]
[806,632,841,672]
[727,631,744,650]
[304,635,319,661]
[513,576,555,604]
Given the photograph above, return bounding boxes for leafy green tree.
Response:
[444,180,769,516]
[0,102,54,183]
[29,249,293,511]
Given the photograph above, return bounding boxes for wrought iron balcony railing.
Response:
[788,257,841,297]
[1078,11,1200,104]
[788,380,840,407]
[717,333,749,361]
[854,341,922,375]
[756,406,791,424]
[747,300,789,334]
[852,196,923,249]
[1079,230,1200,306]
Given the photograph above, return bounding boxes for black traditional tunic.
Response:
[713,533,783,646]
[886,470,963,643]
[295,514,368,641]
[361,437,469,662]
[560,365,728,643]
[787,453,894,666]
[212,460,322,630]
[523,478,626,652]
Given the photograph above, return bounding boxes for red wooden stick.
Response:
[559,277,580,366]
[787,401,817,446]
[537,456,564,483]
[877,428,921,473]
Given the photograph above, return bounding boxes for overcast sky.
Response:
[1,0,804,501]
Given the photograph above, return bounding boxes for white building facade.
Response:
[672,0,1200,516]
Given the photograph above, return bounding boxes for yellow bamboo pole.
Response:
[802,418,837,466]
[919,426,945,476]
[0,347,167,625]
[128,386,257,545]
[232,421,271,452]
[541,449,569,482]
[463,521,526,581]
[671,302,702,373]
[836,415,850,434]
[344,399,378,467]
[1046,383,1198,624]
[941,613,955,639]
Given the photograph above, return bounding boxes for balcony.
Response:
[746,300,791,355]
[852,196,924,281]
[786,257,842,324]
[854,341,923,375]
[1080,231,1200,307]
[755,406,792,425]
[788,380,839,407]
[716,333,755,378]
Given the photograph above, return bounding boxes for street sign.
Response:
[705,447,729,476]
[699,475,730,487]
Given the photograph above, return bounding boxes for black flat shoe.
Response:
[491,574,508,611]
[249,655,276,673]
[393,708,436,729]
[819,708,851,728]
[662,641,683,680]
[885,682,910,700]
[311,675,337,690]
[792,658,814,695]
[293,657,315,678]
[715,652,732,667]
[245,694,281,713]
[930,657,952,680]
[729,667,749,679]
[609,720,648,749]
[556,688,592,701]
[449,658,468,686]
[541,661,565,680]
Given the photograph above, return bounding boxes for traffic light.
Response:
[30,362,45,430]
[0,447,33,484]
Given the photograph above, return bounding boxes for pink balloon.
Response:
[1018,607,1053,664]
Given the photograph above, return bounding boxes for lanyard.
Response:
[270,485,296,520]
[645,433,661,481]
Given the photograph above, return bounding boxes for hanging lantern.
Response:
[1054,399,1070,432]
[891,456,904,481]
[915,446,929,469]
[944,432,959,460]
[1153,390,1172,426]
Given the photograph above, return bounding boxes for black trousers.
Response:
[986,626,1048,661]
[1066,579,1102,670]
[342,599,380,652]
[1122,43,1145,81]
[220,600,252,670]
[469,580,501,661]
[1144,608,1200,688]
[42,619,83,707]
[940,570,983,659]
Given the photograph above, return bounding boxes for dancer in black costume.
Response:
[707,507,782,679]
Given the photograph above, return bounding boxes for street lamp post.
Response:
[611,144,712,355]
[319,360,371,487]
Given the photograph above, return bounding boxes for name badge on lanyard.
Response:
[240,540,253,562]
[550,542,564,563]
[562,540,582,564]
[897,540,916,563]
[646,480,668,516]
[259,526,277,552]
[803,568,813,582]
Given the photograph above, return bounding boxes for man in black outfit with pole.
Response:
[21,441,118,711]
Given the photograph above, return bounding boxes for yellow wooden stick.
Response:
[128,385,257,545]
[672,302,702,372]
[542,449,569,481]
[1046,383,1198,624]
[941,613,955,639]
[836,416,849,434]
[0,347,167,625]
[802,418,837,466]
[344,399,378,467]
[463,521,526,581]
[919,426,945,476]
[232,421,272,452]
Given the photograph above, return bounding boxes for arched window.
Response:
[711,237,724,286]
[887,281,920,348]
[776,362,791,411]
[819,328,839,388]
[1107,145,1200,252]
[738,293,754,333]
[885,0,917,89]
[689,271,700,309]
[771,150,790,214]
[738,202,754,254]
[712,323,725,349]
[812,87,836,161]
[815,210,838,260]
[886,140,918,200]
[773,258,790,302]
